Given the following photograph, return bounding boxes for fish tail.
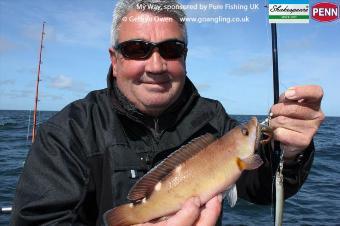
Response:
[104,203,141,226]
[237,154,263,170]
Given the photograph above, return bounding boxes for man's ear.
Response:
[109,47,118,76]
[183,49,187,68]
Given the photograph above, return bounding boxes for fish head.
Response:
[234,117,262,159]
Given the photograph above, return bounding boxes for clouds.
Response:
[229,55,271,76]
[48,75,87,93]
[0,75,88,97]
[50,75,73,89]
[0,79,16,86]
[4,1,112,49]
[52,10,111,48]
[41,93,64,101]
[0,0,339,115]
[0,74,88,110]
[0,37,17,53]
[188,45,215,59]
[195,82,212,91]
[0,89,34,99]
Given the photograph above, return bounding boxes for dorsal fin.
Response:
[127,133,216,202]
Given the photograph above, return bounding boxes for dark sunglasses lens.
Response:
[159,41,186,59]
[120,41,151,59]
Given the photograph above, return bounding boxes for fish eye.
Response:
[241,127,249,136]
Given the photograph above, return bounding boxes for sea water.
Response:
[0,111,339,225]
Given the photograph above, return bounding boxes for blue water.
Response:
[0,110,339,225]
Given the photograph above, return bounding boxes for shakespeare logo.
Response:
[268,0,310,23]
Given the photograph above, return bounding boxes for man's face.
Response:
[109,10,187,116]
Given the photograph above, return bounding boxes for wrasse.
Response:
[104,117,272,226]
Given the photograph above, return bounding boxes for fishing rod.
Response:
[0,22,47,217]
[271,24,280,106]
[270,23,281,179]
[32,21,46,143]
[270,23,284,226]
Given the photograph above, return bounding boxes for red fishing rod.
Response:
[0,23,47,217]
[1,22,47,216]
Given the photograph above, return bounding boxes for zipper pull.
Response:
[153,118,161,141]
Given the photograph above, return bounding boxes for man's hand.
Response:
[136,195,222,226]
[270,85,324,160]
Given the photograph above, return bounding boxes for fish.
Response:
[104,117,272,226]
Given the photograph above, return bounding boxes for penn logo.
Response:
[312,2,339,22]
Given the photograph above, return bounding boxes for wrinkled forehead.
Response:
[116,10,186,44]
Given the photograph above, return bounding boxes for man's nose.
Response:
[145,50,167,74]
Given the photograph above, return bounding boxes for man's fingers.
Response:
[133,196,222,226]
[136,197,201,226]
[163,197,201,226]
[273,127,312,151]
[270,116,320,134]
[194,195,222,226]
[279,85,324,103]
[271,102,323,119]
[271,85,325,157]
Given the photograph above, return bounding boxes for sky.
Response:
[0,0,339,116]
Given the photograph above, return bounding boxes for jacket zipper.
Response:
[153,118,161,143]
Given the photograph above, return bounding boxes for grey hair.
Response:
[111,0,188,46]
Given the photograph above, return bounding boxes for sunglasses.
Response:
[114,39,187,60]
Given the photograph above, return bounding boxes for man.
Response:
[11,0,324,225]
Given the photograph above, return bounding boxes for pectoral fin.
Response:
[222,184,238,207]
[237,154,263,171]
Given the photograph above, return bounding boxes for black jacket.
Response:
[10,75,314,226]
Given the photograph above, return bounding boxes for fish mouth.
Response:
[260,124,273,145]
[255,123,273,150]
